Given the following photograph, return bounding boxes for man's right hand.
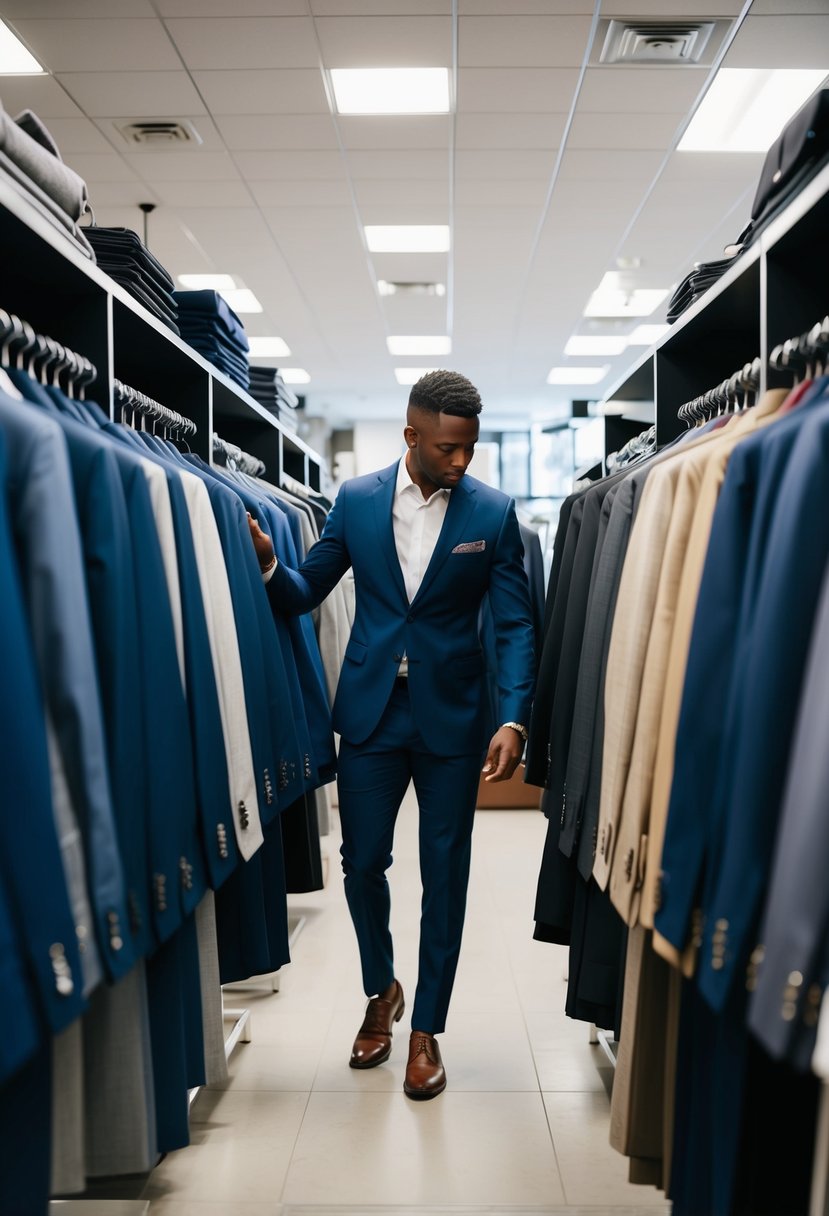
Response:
[247,512,275,571]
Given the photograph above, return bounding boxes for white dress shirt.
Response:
[393,455,450,674]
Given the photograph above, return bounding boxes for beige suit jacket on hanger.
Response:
[592,424,729,895]
[608,390,789,1189]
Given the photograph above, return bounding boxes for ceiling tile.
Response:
[152,180,255,206]
[749,0,829,11]
[454,177,549,205]
[1,1,154,14]
[124,150,241,181]
[0,75,84,118]
[71,152,139,182]
[455,148,555,179]
[10,18,180,72]
[347,149,448,178]
[599,0,743,12]
[261,205,357,234]
[352,178,449,207]
[455,112,566,149]
[84,181,160,207]
[164,17,319,69]
[457,67,579,112]
[158,0,307,12]
[455,204,539,228]
[311,1,449,11]
[459,0,593,10]
[458,16,593,67]
[660,150,766,184]
[724,15,829,68]
[233,150,346,180]
[214,115,339,151]
[567,111,684,150]
[359,203,448,225]
[250,179,354,205]
[558,148,664,181]
[370,251,448,281]
[577,67,709,114]
[192,69,328,114]
[314,15,451,67]
[338,116,450,150]
[22,116,112,154]
[57,71,207,118]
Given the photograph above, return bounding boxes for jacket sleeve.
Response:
[488,499,536,727]
[266,484,352,616]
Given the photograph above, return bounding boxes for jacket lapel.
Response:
[411,476,478,609]
[372,462,409,605]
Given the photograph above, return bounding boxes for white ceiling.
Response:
[1,0,827,426]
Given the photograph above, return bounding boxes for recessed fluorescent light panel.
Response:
[547,366,610,385]
[0,21,44,73]
[378,279,446,298]
[177,273,237,290]
[628,324,670,346]
[248,337,291,358]
[565,335,627,357]
[330,68,450,115]
[366,225,450,253]
[585,274,669,318]
[387,336,451,356]
[395,367,438,385]
[679,68,826,153]
[279,368,310,384]
[220,288,262,314]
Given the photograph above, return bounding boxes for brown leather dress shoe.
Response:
[403,1030,446,1100]
[349,980,405,1069]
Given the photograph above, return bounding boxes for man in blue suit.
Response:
[249,371,535,1098]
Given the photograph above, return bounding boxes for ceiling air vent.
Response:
[599,20,717,65]
[116,120,203,147]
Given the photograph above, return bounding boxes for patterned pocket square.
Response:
[452,540,486,554]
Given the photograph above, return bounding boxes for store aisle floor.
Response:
[141,790,670,1215]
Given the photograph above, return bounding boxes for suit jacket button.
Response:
[406,614,414,623]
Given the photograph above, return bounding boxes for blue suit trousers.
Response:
[337,682,483,1035]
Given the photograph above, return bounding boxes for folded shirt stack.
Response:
[248,365,299,428]
[85,226,179,334]
[666,255,739,324]
[173,290,250,391]
[0,99,94,260]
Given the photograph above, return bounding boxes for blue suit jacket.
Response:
[268,463,535,756]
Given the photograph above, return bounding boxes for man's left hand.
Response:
[482,726,523,783]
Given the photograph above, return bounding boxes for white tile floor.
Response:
[140,790,671,1215]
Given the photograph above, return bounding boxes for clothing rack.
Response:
[770,314,829,380]
[212,431,265,477]
[606,424,656,473]
[676,358,761,427]
[114,379,196,438]
[0,309,97,396]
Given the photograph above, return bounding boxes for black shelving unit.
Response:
[598,159,829,448]
[0,173,325,485]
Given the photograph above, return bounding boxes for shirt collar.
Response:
[395,455,450,503]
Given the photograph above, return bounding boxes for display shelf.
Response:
[0,169,325,486]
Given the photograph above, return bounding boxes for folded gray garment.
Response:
[15,108,62,159]
[0,98,89,221]
[0,151,95,260]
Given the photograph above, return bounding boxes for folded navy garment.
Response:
[86,227,175,292]
[173,290,249,351]
[0,99,89,222]
[180,333,249,374]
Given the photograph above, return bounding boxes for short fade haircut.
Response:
[408,369,482,418]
